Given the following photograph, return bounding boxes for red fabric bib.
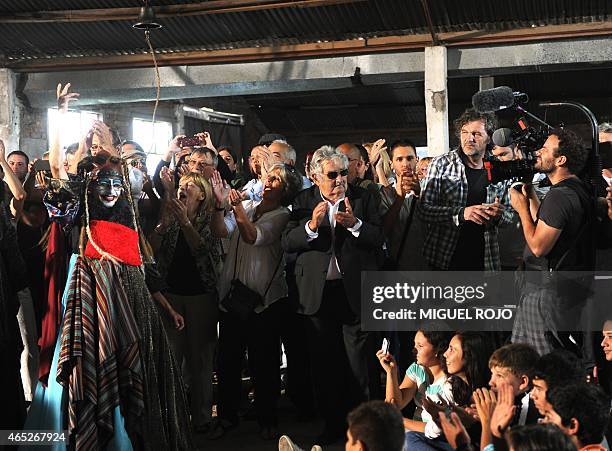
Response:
[84,220,142,266]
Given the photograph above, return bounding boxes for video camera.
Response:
[472,86,550,185]
[472,86,603,197]
[485,117,549,185]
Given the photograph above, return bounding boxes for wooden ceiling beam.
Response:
[0,0,366,23]
[7,21,612,72]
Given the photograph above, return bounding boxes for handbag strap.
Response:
[262,252,284,299]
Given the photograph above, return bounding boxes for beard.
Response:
[535,158,554,174]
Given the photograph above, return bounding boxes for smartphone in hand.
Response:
[381,338,390,354]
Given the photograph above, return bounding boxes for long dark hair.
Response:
[448,332,494,405]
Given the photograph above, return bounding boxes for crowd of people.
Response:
[1,81,612,451]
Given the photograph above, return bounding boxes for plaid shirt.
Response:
[417,148,515,272]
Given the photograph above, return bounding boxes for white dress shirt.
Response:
[304,194,362,280]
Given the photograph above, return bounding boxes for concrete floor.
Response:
[194,395,344,451]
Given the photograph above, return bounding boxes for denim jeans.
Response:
[404,431,454,451]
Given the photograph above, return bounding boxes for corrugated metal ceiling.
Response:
[0,0,609,61]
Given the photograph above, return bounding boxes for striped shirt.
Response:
[418,148,515,272]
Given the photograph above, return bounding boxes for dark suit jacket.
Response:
[282,185,383,317]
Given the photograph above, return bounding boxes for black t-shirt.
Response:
[166,230,207,295]
[449,165,488,270]
[523,178,592,271]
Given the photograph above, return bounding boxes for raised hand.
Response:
[210,169,229,207]
[510,184,529,214]
[56,83,80,113]
[177,163,189,178]
[309,201,328,231]
[228,189,243,207]
[335,197,357,228]
[91,120,116,155]
[451,404,479,428]
[396,171,420,198]
[168,135,185,155]
[439,412,471,450]
[0,138,5,162]
[35,171,48,190]
[375,349,397,374]
[252,145,273,176]
[422,396,447,425]
[160,166,176,196]
[395,173,407,198]
[168,198,189,226]
[473,387,497,425]
[490,383,516,438]
[197,131,216,152]
[368,138,386,166]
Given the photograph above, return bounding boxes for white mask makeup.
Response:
[95,175,124,208]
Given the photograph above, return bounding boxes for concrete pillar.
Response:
[424,46,449,157]
[172,101,185,137]
[0,69,21,152]
[479,75,495,91]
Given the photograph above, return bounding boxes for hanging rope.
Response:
[144,29,162,156]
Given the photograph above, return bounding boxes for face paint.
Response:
[95,175,123,208]
[128,166,144,202]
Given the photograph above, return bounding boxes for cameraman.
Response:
[510,128,594,355]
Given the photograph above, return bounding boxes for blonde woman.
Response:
[152,170,223,433]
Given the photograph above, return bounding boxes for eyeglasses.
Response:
[189,160,214,168]
[325,169,348,180]
[129,158,146,168]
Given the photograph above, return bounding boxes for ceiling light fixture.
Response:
[133,5,162,30]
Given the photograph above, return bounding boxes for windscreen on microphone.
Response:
[472,86,515,113]
[492,128,514,147]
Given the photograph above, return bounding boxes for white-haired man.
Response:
[282,146,383,444]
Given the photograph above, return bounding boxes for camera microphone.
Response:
[472,86,529,113]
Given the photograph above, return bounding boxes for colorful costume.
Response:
[25,157,192,450]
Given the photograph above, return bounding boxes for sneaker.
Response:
[278,435,305,451]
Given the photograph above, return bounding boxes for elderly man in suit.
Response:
[282,146,383,444]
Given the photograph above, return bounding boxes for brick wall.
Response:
[19,107,47,159]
